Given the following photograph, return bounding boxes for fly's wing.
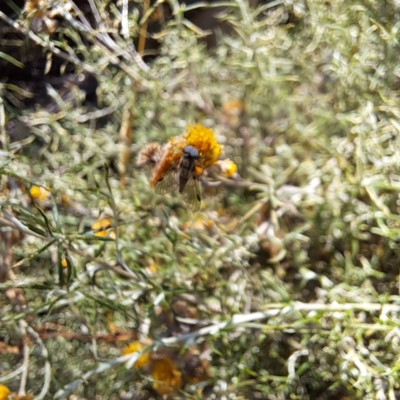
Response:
[181,172,201,211]
[154,167,178,194]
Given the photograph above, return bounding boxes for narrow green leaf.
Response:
[57,245,65,287]
[0,52,24,69]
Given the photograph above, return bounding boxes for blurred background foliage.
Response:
[1,0,400,398]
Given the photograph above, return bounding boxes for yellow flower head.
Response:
[0,385,9,400]
[91,218,115,239]
[122,341,151,369]
[221,99,245,126]
[221,99,245,116]
[217,159,238,178]
[29,185,50,202]
[152,357,182,395]
[184,124,222,169]
[146,264,158,275]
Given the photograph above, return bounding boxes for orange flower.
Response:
[0,385,10,400]
[150,136,186,188]
[152,357,182,395]
[122,341,152,369]
[184,124,222,169]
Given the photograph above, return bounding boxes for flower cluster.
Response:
[122,340,183,395]
[151,357,183,395]
[137,123,237,191]
[183,124,222,169]
[122,336,210,395]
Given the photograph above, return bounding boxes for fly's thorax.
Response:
[179,157,196,178]
[178,156,197,193]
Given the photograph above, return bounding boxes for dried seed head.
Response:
[137,143,162,166]
[23,0,45,15]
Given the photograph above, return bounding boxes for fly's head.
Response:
[183,145,200,160]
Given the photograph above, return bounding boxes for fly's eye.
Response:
[183,145,193,155]
[190,148,199,158]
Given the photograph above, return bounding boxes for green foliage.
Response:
[1,0,400,398]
